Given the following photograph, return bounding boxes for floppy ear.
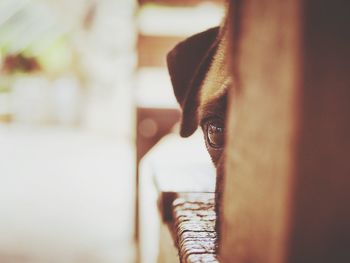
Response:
[167,27,219,137]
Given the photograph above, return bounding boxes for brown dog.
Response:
[167,24,231,234]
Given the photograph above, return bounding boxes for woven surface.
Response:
[172,193,219,263]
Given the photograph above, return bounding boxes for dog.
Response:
[166,23,232,236]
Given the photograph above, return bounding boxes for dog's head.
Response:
[167,26,231,168]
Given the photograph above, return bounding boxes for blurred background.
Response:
[0,0,224,262]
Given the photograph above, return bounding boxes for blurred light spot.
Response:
[139,118,158,138]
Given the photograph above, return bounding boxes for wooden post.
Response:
[221,0,350,262]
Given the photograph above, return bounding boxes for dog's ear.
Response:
[167,27,219,137]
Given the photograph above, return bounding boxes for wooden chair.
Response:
[222,0,350,262]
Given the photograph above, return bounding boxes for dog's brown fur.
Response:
[167,22,231,239]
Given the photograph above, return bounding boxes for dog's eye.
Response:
[205,119,225,148]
